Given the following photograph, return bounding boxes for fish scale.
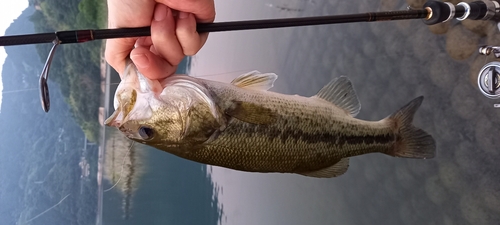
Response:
[174,80,398,173]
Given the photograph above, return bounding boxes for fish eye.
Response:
[138,126,155,140]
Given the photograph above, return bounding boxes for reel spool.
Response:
[476,49,500,108]
[478,61,500,100]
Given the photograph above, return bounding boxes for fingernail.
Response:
[179,12,189,19]
[131,53,150,69]
[154,4,168,21]
[135,37,146,47]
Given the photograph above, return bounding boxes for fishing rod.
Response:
[0,0,499,112]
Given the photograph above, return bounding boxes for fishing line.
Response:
[1,88,38,94]
[105,69,256,87]
[191,69,258,78]
[3,74,238,97]
[103,141,134,193]
[22,194,71,225]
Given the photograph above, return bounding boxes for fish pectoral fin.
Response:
[231,70,278,91]
[225,101,277,125]
[298,158,350,178]
[313,76,361,117]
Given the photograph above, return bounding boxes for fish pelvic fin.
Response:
[298,158,349,178]
[386,96,436,159]
[313,76,361,117]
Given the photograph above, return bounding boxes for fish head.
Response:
[104,62,185,146]
[105,61,224,149]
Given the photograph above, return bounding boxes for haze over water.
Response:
[103,0,500,224]
[192,0,500,224]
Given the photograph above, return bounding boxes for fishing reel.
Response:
[478,47,500,108]
[422,0,500,108]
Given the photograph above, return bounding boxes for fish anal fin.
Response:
[385,96,436,159]
[298,158,350,178]
[225,101,277,125]
[313,76,360,117]
[231,71,278,91]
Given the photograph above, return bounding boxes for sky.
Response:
[0,0,29,110]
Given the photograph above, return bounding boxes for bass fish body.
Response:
[105,62,436,178]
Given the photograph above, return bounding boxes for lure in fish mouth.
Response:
[105,61,436,178]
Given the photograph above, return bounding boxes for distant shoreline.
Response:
[96,41,109,225]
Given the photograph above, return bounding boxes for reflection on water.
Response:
[102,63,223,224]
[101,140,224,224]
[276,0,500,224]
[103,128,147,219]
[194,0,500,224]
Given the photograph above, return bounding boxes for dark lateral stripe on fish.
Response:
[230,123,395,147]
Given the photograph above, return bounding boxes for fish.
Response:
[105,61,436,178]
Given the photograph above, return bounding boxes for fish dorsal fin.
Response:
[298,158,349,178]
[313,76,360,117]
[231,70,278,91]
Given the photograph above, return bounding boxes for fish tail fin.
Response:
[385,96,436,159]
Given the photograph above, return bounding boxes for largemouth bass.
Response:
[105,62,436,178]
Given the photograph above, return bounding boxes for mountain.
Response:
[0,6,98,225]
[28,0,107,143]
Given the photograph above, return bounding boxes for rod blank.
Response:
[0,10,428,47]
[1,0,499,47]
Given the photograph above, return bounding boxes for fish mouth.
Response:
[118,125,142,140]
[104,108,122,127]
[103,108,139,138]
[105,87,139,127]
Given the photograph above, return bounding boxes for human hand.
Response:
[105,0,215,79]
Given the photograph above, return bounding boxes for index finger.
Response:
[105,38,138,75]
[105,0,156,74]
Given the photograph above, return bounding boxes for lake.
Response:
[102,0,500,224]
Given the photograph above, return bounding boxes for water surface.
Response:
[102,0,500,224]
